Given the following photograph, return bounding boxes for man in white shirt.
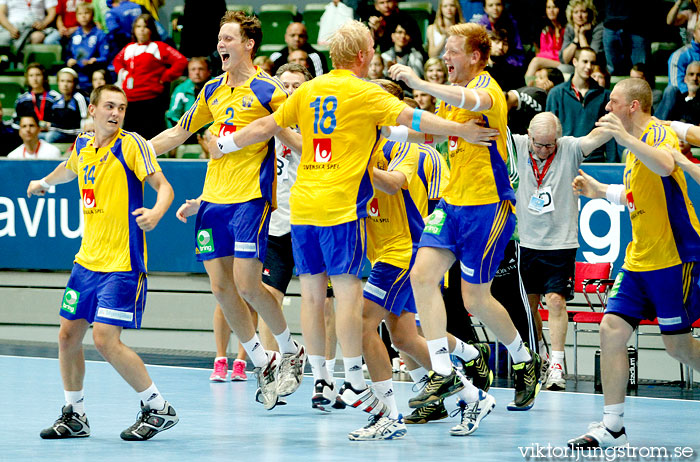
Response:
[317,0,354,45]
[7,114,61,159]
[0,0,60,48]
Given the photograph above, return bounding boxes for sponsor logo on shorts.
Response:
[368,198,380,217]
[82,188,96,209]
[235,242,257,253]
[96,307,134,322]
[609,272,624,298]
[424,209,446,235]
[658,316,683,326]
[61,288,80,314]
[197,229,215,253]
[460,262,475,277]
[364,282,387,300]
[313,138,332,162]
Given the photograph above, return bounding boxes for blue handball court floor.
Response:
[1,355,698,462]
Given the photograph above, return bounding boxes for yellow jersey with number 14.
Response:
[178,67,287,207]
[623,120,700,272]
[66,129,160,273]
[273,69,407,226]
[437,70,513,207]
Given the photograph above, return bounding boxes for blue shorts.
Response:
[606,263,700,334]
[194,199,271,262]
[419,199,515,284]
[60,263,147,328]
[364,261,417,316]
[291,219,367,276]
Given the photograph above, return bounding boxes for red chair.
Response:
[574,262,615,311]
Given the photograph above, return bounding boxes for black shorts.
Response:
[262,233,294,294]
[520,247,576,300]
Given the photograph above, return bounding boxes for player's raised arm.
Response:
[27,161,78,197]
[209,114,282,159]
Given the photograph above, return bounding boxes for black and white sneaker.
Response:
[40,405,90,439]
[568,422,628,448]
[120,401,178,441]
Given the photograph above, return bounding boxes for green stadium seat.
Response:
[302,4,327,45]
[22,44,63,72]
[227,4,254,15]
[257,44,284,57]
[0,81,23,112]
[398,1,432,43]
[259,4,297,45]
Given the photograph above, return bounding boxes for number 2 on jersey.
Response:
[310,96,337,135]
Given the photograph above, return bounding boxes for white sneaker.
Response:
[338,382,389,416]
[568,422,628,448]
[545,363,566,390]
[449,391,496,436]
[277,342,307,397]
[253,351,281,411]
[311,379,337,413]
[348,414,407,441]
[540,353,550,383]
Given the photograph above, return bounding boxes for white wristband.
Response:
[39,178,51,189]
[217,133,241,153]
[386,125,409,142]
[469,89,481,111]
[670,121,693,142]
[605,184,625,205]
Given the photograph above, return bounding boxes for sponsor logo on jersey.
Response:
[313,138,332,162]
[218,123,236,137]
[448,136,459,151]
[626,191,635,212]
[81,188,95,209]
[368,198,380,217]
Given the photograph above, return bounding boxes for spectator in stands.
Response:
[365,0,422,53]
[317,0,354,45]
[667,0,700,45]
[0,0,61,48]
[113,13,187,139]
[14,62,61,133]
[253,55,273,74]
[7,114,61,158]
[55,0,85,42]
[657,23,700,120]
[559,0,603,68]
[0,100,20,156]
[660,61,700,124]
[427,0,465,58]
[525,0,566,84]
[546,47,615,162]
[487,28,524,91]
[602,0,652,76]
[45,67,88,143]
[105,0,168,58]
[165,57,211,140]
[381,23,425,79]
[91,67,110,88]
[507,67,564,135]
[630,62,662,111]
[270,22,328,78]
[413,89,435,112]
[591,63,610,89]
[288,49,310,69]
[367,53,385,79]
[423,57,448,84]
[478,0,525,69]
[66,3,109,91]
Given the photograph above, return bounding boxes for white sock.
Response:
[551,350,565,368]
[274,327,297,354]
[427,337,452,375]
[450,338,479,362]
[538,339,547,357]
[455,369,480,402]
[326,357,336,377]
[241,334,269,368]
[309,355,331,383]
[344,356,366,390]
[138,382,165,411]
[603,403,625,432]
[505,333,531,364]
[372,379,399,419]
[64,390,84,416]
[408,367,429,384]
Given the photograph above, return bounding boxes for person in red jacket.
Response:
[113,13,187,138]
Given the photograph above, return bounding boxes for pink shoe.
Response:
[231,358,248,381]
[209,358,229,382]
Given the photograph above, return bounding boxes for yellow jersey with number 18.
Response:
[178,67,287,207]
[273,69,407,226]
[66,129,160,273]
[623,120,700,272]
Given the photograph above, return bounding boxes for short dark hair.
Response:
[90,84,127,106]
[220,10,262,57]
[19,113,40,126]
[574,46,596,61]
[276,62,313,82]
[545,67,564,87]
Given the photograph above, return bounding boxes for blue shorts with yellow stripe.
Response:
[60,263,147,329]
[291,218,367,277]
[606,263,700,334]
[364,261,417,316]
[419,199,515,284]
[194,198,271,262]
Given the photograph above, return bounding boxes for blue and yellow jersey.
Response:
[367,139,424,268]
[414,143,450,215]
[66,129,160,273]
[623,120,700,271]
[178,67,287,207]
[436,70,513,207]
[272,69,407,226]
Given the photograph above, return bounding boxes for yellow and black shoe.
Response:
[460,342,493,392]
[404,400,448,424]
[408,369,464,409]
[507,348,542,411]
